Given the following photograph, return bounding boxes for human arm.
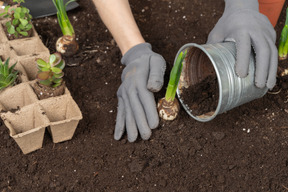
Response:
[92,0,166,142]
[92,0,144,54]
[207,0,277,89]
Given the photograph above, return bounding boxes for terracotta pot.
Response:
[259,0,285,27]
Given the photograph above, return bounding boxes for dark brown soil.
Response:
[181,74,219,116]
[32,81,66,100]
[1,0,288,191]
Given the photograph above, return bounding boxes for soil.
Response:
[1,0,288,191]
[32,81,66,100]
[181,75,219,116]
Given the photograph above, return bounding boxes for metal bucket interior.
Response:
[176,42,268,122]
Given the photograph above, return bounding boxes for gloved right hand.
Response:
[114,43,166,142]
[207,0,277,89]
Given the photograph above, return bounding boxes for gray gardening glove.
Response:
[115,43,166,142]
[207,0,277,89]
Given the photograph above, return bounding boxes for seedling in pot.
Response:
[0,0,33,40]
[34,53,66,100]
[52,0,78,56]
[157,50,187,120]
[0,58,19,90]
[36,53,65,87]
[278,7,288,61]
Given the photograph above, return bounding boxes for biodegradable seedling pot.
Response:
[33,81,66,100]
[259,0,285,27]
[0,12,35,41]
[0,104,50,154]
[0,83,38,111]
[8,36,49,58]
[0,24,8,43]
[39,95,82,143]
[0,43,18,60]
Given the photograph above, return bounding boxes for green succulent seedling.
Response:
[0,0,33,38]
[0,58,19,90]
[36,53,65,88]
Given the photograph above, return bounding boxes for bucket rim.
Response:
[175,43,222,122]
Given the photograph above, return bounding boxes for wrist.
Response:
[224,0,259,12]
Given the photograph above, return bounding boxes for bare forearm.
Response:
[93,0,145,55]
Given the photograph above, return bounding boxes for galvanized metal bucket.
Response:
[176,42,268,122]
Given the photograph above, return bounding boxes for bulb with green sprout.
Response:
[278,7,288,60]
[52,0,78,56]
[157,50,187,120]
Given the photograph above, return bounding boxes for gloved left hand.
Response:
[207,0,277,89]
[114,43,166,142]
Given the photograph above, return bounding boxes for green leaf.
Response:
[53,72,64,78]
[51,67,62,74]
[49,54,57,64]
[279,7,288,58]
[54,60,65,70]
[165,50,187,101]
[19,18,28,27]
[16,27,21,32]
[7,74,18,86]
[5,21,11,28]
[21,7,28,14]
[7,25,15,34]
[8,62,17,74]
[12,18,19,26]
[18,24,25,30]
[5,72,18,84]
[3,59,9,77]
[0,74,5,82]
[20,12,25,18]
[52,78,62,84]
[39,67,50,72]
[25,23,32,30]
[15,7,21,13]
[14,12,20,19]
[52,82,62,88]
[36,59,50,68]
[37,71,50,80]
[65,0,76,8]
[19,31,28,36]
[0,82,9,90]
[39,80,52,86]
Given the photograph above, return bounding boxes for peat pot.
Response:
[176,42,268,122]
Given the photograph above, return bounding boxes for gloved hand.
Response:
[114,43,166,142]
[207,0,277,89]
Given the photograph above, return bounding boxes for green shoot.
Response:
[52,0,75,36]
[0,58,19,90]
[279,7,288,60]
[165,50,187,102]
